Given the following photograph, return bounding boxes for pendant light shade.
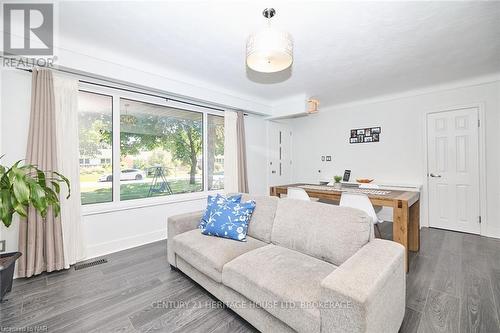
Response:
[246,8,293,73]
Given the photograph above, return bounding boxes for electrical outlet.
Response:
[326,156,332,161]
[0,240,5,253]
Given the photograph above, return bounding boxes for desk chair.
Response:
[340,192,383,238]
[286,187,313,201]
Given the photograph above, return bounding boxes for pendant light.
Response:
[246,8,293,73]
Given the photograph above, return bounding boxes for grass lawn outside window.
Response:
[81,178,203,205]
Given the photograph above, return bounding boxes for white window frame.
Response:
[79,82,225,215]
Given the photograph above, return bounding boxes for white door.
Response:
[427,107,480,234]
[268,121,292,186]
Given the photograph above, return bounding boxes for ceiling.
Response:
[59,1,500,107]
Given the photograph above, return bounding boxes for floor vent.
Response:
[74,258,108,270]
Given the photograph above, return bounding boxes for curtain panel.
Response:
[17,68,65,277]
[17,68,85,277]
[236,111,249,193]
[223,110,248,194]
[53,73,85,267]
[224,111,238,193]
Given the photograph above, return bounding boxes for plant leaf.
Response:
[0,167,12,188]
[13,201,28,218]
[1,190,13,227]
[36,169,46,186]
[29,182,47,213]
[52,202,61,217]
[52,171,71,199]
[50,181,60,194]
[2,210,13,227]
[0,191,4,223]
[13,174,30,204]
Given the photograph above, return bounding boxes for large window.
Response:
[78,91,113,205]
[78,86,224,205]
[119,98,203,200]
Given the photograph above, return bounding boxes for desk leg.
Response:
[393,201,409,273]
[409,200,420,252]
[270,187,277,197]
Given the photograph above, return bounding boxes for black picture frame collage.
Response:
[349,127,381,144]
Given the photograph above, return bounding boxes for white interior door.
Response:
[427,107,480,234]
[268,121,292,186]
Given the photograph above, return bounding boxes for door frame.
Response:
[422,103,487,235]
[266,120,293,188]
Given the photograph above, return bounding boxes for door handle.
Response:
[429,173,442,178]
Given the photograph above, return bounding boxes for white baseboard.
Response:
[85,229,166,259]
[484,225,500,240]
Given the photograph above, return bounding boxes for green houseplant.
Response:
[0,157,69,301]
[333,175,342,189]
[0,158,70,228]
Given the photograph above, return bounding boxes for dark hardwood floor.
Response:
[1,225,499,333]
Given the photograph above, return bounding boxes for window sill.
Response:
[81,190,223,216]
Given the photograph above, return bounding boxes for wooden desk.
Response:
[270,184,420,272]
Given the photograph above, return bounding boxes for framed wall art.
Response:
[349,126,381,144]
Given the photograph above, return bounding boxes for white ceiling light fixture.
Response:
[246,8,293,73]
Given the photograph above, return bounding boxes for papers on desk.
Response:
[300,184,391,196]
[340,181,421,192]
[325,181,371,188]
[359,183,380,189]
[372,183,421,192]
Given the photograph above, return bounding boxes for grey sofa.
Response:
[167,194,405,333]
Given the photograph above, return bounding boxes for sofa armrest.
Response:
[167,210,204,266]
[319,239,405,333]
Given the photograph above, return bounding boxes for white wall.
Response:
[0,70,32,254]
[82,198,206,258]
[245,115,269,195]
[290,80,500,238]
[0,68,269,259]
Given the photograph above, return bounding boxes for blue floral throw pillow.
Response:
[201,200,256,241]
[199,194,242,231]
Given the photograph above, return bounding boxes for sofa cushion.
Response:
[222,244,336,333]
[172,229,266,283]
[241,194,278,243]
[202,199,256,241]
[199,194,242,231]
[272,199,372,266]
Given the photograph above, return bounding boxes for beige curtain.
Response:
[223,111,238,193]
[236,111,249,193]
[17,68,65,278]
